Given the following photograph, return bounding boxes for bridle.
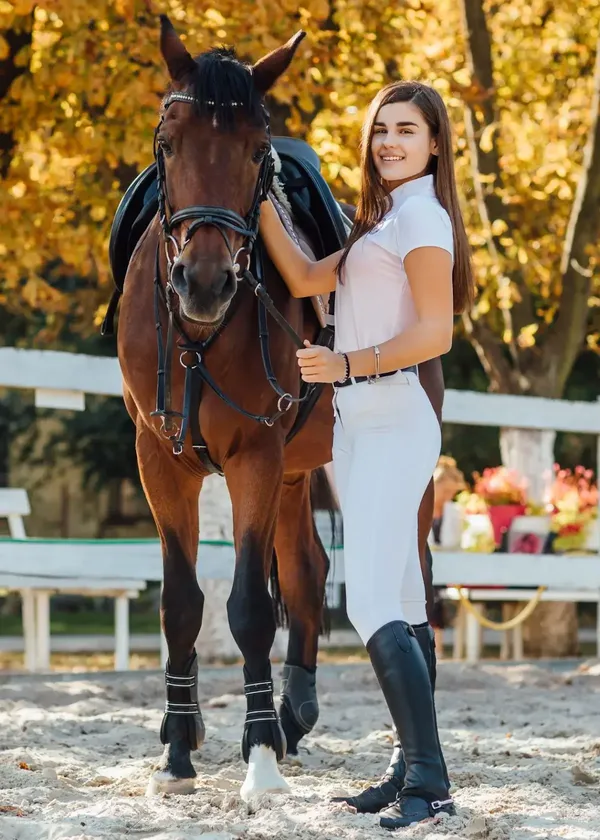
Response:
[155,91,275,285]
[150,90,316,459]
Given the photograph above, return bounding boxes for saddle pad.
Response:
[269,189,330,329]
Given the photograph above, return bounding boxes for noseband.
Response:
[150,90,319,466]
[155,91,275,282]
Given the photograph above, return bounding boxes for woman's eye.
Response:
[158,137,173,155]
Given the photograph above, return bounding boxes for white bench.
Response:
[3,528,600,668]
[0,489,147,671]
[430,550,600,662]
[441,586,600,662]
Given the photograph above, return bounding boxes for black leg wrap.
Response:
[279,664,319,755]
[160,651,205,752]
[241,671,287,764]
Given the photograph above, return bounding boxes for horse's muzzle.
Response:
[170,260,237,323]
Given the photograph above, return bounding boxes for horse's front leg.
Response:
[135,427,206,796]
[275,472,329,755]
[224,447,289,802]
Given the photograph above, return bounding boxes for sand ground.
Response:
[1,659,599,840]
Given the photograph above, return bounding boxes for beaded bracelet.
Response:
[336,352,350,384]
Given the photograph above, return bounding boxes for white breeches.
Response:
[332,370,440,645]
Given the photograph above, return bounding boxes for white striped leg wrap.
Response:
[244,680,277,726]
[165,670,199,715]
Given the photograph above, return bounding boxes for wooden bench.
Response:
[0,489,147,671]
[3,526,599,668]
[442,586,600,662]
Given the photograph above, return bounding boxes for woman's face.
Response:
[370,100,438,190]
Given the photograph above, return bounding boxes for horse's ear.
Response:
[160,15,196,82]
[251,31,306,95]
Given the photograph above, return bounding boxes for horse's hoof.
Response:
[240,744,291,802]
[146,770,196,796]
[279,702,306,756]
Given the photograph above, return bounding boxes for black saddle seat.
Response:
[108,137,348,294]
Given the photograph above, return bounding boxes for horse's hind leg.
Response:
[275,472,329,755]
[224,450,289,801]
[135,427,206,796]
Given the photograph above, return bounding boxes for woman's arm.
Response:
[259,197,340,297]
[345,246,453,376]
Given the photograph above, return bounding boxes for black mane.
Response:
[185,47,265,131]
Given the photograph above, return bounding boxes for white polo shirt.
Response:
[334,174,454,354]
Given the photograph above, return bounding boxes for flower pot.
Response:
[488,503,526,547]
[508,515,550,554]
[439,501,464,549]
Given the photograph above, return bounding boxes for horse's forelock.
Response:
[186,47,265,131]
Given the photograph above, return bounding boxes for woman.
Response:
[259,80,473,829]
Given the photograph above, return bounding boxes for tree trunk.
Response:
[499,427,556,505]
[499,427,579,657]
[520,601,579,658]
[196,474,240,662]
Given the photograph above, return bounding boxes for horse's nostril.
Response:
[170,261,186,290]
[214,269,235,296]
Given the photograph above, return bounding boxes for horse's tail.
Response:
[270,550,288,629]
[269,465,340,633]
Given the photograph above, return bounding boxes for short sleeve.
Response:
[394,196,454,262]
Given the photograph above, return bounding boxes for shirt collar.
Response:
[390,174,435,209]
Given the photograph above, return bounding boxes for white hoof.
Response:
[240,744,291,802]
[146,770,196,796]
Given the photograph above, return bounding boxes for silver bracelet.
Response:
[373,345,381,379]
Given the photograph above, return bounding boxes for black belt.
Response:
[335,365,417,388]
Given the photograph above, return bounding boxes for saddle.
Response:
[108,137,350,304]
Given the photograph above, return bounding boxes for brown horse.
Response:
[117,19,338,799]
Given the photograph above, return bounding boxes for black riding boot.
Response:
[367,621,454,829]
[331,622,447,813]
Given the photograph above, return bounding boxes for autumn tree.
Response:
[2,0,600,654]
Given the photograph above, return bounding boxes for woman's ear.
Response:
[430,136,439,157]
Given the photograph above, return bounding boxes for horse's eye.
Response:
[252,144,270,164]
[158,137,173,156]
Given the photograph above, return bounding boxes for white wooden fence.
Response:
[1,347,599,669]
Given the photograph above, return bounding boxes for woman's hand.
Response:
[297,340,347,383]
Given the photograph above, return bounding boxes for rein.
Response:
[151,90,315,457]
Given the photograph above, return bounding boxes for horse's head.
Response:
[156,16,304,324]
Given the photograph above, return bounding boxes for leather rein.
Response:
[151,91,315,457]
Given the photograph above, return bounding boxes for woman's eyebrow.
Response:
[374,120,419,128]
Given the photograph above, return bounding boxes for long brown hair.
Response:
[336,81,474,314]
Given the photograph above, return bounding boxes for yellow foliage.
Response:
[0,0,599,346]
